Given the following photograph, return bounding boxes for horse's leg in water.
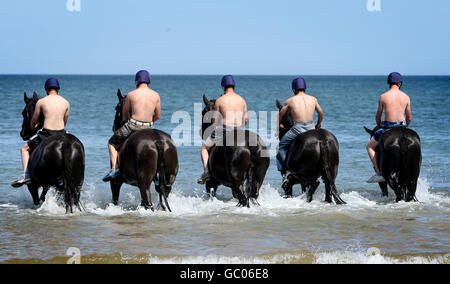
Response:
[206,180,218,199]
[301,184,307,194]
[27,183,40,206]
[306,180,320,203]
[378,182,389,197]
[245,167,260,206]
[391,180,402,202]
[158,185,172,212]
[139,182,154,211]
[156,184,166,211]
[40,186,50,202]
[110,178,123,206]
[324,180,346,205]
[407,180,418,202]
[233,183,248,207]
[155,184,172,212]
[324,181,332,203]
[283,180,294,198]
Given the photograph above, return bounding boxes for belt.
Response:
[130,119,154,127]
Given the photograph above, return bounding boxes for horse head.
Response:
[276,100,294,139]
[200,95,217,140]
[21,92,41,141]
[113,89,126,132]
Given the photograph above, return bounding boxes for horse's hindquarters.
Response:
[28,135,85,211]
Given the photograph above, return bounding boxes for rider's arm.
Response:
[405,98,412,127]
[153,95,161,122]
[278,103,288,129]
[243,101,248,126]
[30,101,42,130]
[376,98,383,126]
[64,103,70,126]
[315,99,324,130]
[122,96,131,122]
[212,101,220,125]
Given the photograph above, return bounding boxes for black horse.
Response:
[276,100,346,204]
[201,95,270,207]
[364,126,422,202]
[109,90,179,211]
[20,92,85,213]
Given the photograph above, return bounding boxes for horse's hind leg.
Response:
[306,181,320,203]
[234,184,248,208]
[162,186,172,212]
[139,182,154,211]
[407,181,418,202]
[155,185,172,212]
[110,178,123,206]
[378,182,389,197]
[27,184,40,206]
[40,186,50,202]
[206,180,218,199]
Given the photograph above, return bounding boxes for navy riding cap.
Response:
[44,78,60,90]
[135,70,151,85]
[388,72,403,85]
[292,77,307,92]
[221,75,236,88]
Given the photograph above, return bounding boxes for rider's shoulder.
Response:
[399,90,410,99]
[306,94,318,102]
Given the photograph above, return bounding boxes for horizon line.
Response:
[1,73,449,77]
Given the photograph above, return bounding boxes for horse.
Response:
[276,100,346,204]
[364,126,422,202]
[201,95,270,207]
[109,89,179,211]
[20,92,85,213]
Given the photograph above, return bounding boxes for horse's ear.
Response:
[364,126,373,136]
[203,95,210,106]
[276,100,283,110]
[33,92,39,101]
[24,92,30,104]
[117,89,123,101]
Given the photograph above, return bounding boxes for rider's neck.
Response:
[390,84,401,91]
[137,83,149,89]
[295,91,306,96]
[47,90,58,96]
[223,88,235,95]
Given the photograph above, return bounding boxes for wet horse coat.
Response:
[201,95,270,207]
[364,126,422,202]
[276,100,345,204]
[109,90,179,211]
[20,93,85,213]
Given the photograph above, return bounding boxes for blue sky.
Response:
[0,0,449,75]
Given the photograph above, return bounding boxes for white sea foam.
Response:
[144,251,449,264]
[7,177,447,217]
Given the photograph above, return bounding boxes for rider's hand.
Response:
[315,123,321,130]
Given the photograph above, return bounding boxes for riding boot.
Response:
[103,169,121,182]
[197,171,211,185]
[11,172,32,188]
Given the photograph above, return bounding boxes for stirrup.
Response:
[103,169,121,182]
[366,174,385,184]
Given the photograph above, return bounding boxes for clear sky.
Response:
[0,0,449,75]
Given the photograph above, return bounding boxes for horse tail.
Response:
[320,139,346,205]
[156,141,166,187]
[399,134,414,201]
[61,141,77,213]
[156,140,172,211]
